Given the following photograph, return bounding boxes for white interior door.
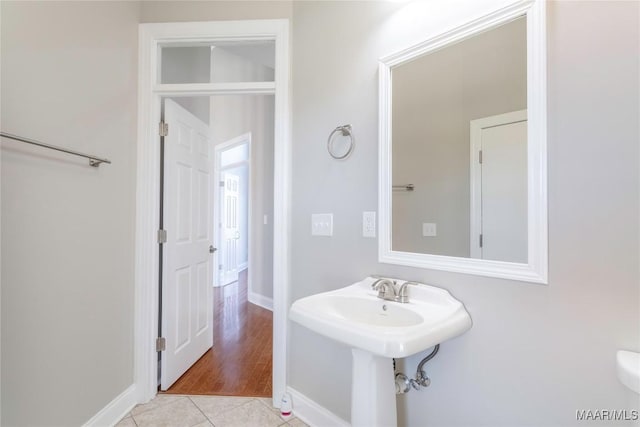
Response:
[470,110,527,263]
[161,99,214,390]
[219,172,240,286]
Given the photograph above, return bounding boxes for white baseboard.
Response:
[238,262,248,271]
[287,387,350,427]
[82,384,137,427]
[248,290,273,311]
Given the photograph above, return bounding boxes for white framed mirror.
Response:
[378,0,547,283]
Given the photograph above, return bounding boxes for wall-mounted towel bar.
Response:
[0,131,112,167]
[393,184,414,191]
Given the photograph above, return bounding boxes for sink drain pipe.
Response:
[393,344,440,394]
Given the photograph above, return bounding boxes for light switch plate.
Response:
[363,211,376,238]
[422,223,437,237]
[312,213,333,236]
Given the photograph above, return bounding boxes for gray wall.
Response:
[0,1,139,425]
[392,17,526,257]
[140,1,293,23]
[290,1,639,426]
[1,1,638,426]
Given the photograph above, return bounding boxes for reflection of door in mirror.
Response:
[391,16,527,261]
[470,111,527,263]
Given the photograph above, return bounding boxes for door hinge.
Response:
[479,150,483,164]
[156,337,166,352]
[157,229,167,244]
[219,264,223,270]
[479,234,483,248]
[219,180,225,187]
[159,121,169,137]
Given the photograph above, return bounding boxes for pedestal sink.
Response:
[289,277,472,427]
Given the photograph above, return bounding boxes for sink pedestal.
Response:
[351,349,397,427]
[289,278,473,426]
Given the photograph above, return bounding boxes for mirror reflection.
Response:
[391,16,528,263]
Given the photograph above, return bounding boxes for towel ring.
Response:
[327,124,354,160]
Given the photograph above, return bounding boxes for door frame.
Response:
[213,133,252,289]
[469,109,527,258]
[135,20,290,407]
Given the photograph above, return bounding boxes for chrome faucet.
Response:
[371,278,398,302]
[371,278,420,303]
[371,277,420,303]
[396,281,420,303]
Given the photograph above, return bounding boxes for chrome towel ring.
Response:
[327,124,354,160]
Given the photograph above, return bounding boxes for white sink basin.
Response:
[289,277,472,358]
[317,295,423,327]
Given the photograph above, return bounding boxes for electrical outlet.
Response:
[363,211,376,238]
[311,213,333,236]
[422,223,437,237]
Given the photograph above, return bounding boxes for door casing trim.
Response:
[135,19,291,406]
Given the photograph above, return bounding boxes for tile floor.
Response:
[116,394,309,427]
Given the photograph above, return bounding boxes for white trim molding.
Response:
[82,384,137,427]
[248,291,274,312]
[287,387,350,427]
[378,0,547,284]
[135,19,291,407]
[154,82,275,96]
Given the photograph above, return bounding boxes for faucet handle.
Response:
[397,281,420,303]
[371,278,397,300]
[371,277,395,289]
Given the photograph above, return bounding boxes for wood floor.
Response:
[164,270,273,397]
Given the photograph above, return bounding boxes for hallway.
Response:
[165,270,273,396]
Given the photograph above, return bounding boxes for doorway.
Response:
[215,135,251,289]
[159,90,275,395]
[136,19,290,406]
